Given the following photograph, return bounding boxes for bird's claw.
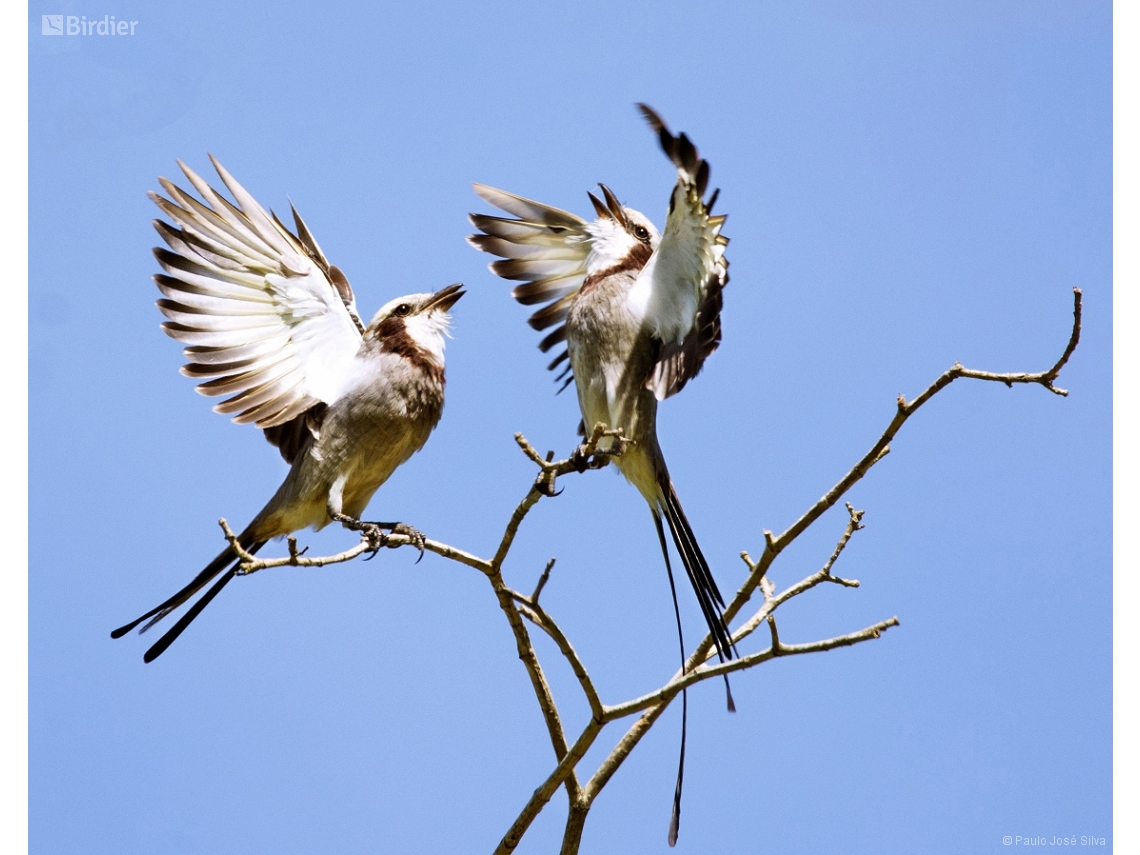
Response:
[360,523,387,560]
[335,513,425,561]
[570,444,593,472]
[354,521,426,562]
[535,470,563,497]
[389,523,427,562]
[571,442,615,472]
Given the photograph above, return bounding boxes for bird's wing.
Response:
[150,156,364,432]
[467,184,594,392]
[633,105,730,401]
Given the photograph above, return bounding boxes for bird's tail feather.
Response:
[110,532,266,661]
[652,511,690,847]
[653,490,736,847]
[142,568,238,663]
[658,481,737,665]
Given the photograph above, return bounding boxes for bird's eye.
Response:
[633,225,650,242]
[394,304,411,317]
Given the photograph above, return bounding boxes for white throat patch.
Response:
[584,218,639,275]
[584,208,659,276]
[403,311,450,364]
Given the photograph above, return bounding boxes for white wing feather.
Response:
[468,107,729,401]
[151,156,363,428]
[467,185,593,384]
[634,105,730,401]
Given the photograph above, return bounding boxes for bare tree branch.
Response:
[514,592,604,722]
[728,502,864,651]
[685,287,1083,673]
[217,290,1080,855]
[486,569,581,802]
[494,720,604,855]
[601,617,901,722]
[532,557,556,603]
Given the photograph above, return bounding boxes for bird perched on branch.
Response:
[468,104,733,844]
[469,104,733,667]
[112,156,464,663]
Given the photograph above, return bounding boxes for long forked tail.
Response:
[651,481,737,847]
[111,532,266,662]
[651,511,691,847]
[656,481,737,665]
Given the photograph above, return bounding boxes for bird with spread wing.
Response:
[112,157,464,663]
[469,105,732,665]
[468,104,733,844]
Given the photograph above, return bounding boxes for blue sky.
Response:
[29,2,1112,853]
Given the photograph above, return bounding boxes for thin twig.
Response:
[494,720,605,855]
[601,617,901,722]
[687,288,1083,671]
[486,570,580,802]
[217,518,494,576]
[514,596,604,721]
[490,428,628,568]
[728,503,865,651]
[218,517,376,575]
[533,558,556,603]
[491,484,546,570]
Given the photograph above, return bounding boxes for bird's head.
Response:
[367,284,465,366]
[583,184,660,275]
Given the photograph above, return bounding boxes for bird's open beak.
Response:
[425,283,466,312]
[598,184,629,228]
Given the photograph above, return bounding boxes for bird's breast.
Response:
[310,353,444,507]
[566,270,644,366]
[566,271,658,447]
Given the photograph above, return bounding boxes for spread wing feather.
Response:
[467,184,593,388]
[635,104,730,400]
[469,108,729,399]
[150,156,363,431]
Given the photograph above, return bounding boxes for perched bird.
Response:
[468,105,732,843]
[469,105,733,666]
[112,156,464,663]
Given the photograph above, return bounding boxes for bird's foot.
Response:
[571,439,624,472]
[535,455,563,497]
[332,514,426,562]
[361,524,389,559]
[386,522,427,563]
[332,513,388,558]
[570,443,599,472]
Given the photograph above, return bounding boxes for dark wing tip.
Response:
[538,326,566,353]
[677,133,697,170]
[637,103,667,133]
[695,160,710,198]
[546,350,568,373]
[638,106,713,195]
